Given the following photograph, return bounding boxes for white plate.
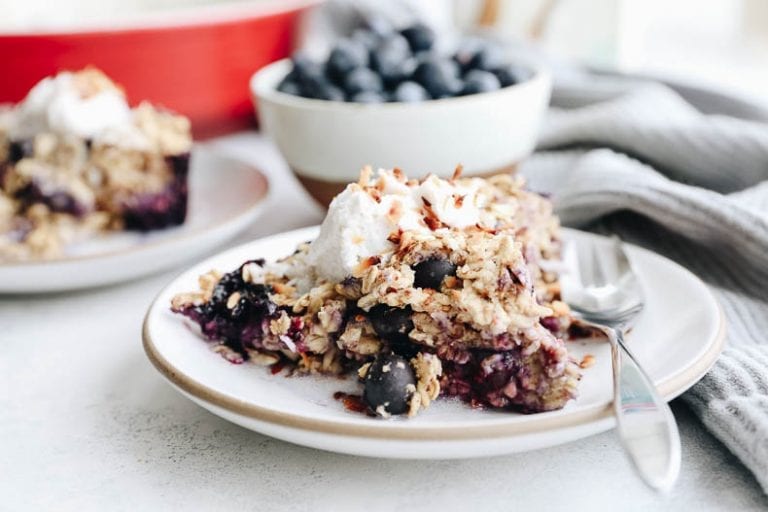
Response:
[0,148,269,293]
[143,227,725,459]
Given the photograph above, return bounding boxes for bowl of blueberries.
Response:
[251,19,551,206]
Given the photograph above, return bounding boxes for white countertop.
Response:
[2,133,766,511]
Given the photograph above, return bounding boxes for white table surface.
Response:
[2,133,766,512]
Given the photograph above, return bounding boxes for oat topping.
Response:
[0,68,193,262]
[171,168,588,418]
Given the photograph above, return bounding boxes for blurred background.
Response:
[2,0,766,136]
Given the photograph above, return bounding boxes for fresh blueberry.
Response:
[414,50,438,64]
[370,34,412,85]
[412,258,457,289]
[290,52,324,82]
[343,67,384,96]
[276,78,301,96]
[413,58,462,98]
[351,28,380,52]
[286,52,336,99]
[400,23,435,52]
[453,38,485,72]
[363,353,416,416]
[393,81,430,102]
[461,69,501,95]
[467,44,507,72]
[368,304,414,345]
[326,38,369,82]
[493,65,531,87]
[385,58,418,87]
[299,74,345,101]
[349,90,386,103]
[8,139,34,163]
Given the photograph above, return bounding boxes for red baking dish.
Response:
[0,1,317,137]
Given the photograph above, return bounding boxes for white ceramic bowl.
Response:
[251,59,552,205]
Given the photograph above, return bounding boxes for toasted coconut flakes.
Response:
[358,165,373,186]
[443,276,459,289]
[387,200,403,224]
[353,255,381,277]
[424,215,442,231]
[387,229,403,245]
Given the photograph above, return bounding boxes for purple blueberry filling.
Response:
[122,152,190,231]
[440,347,568,413]
[15,182,89,217]
[173,264,279,357]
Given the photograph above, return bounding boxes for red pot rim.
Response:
[0,0,319,37]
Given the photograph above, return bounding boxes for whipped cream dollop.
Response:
[9,70,133,140]
[308,168,494,283]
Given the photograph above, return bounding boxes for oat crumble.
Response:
[171,168,593,417]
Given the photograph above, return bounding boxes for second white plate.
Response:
[0,148,269,293]
[143,227,725,459]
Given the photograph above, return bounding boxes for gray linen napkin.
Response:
[520,79,768,492]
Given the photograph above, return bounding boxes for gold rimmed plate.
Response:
[143,227,725,458]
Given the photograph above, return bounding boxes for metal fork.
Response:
[561,235,681,492]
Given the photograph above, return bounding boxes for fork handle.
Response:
[606,327,681,492]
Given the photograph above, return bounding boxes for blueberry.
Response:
[276,78,301,96]
[326,38,369,82]
[493,65,531,87]
[413,58,462,98]
[210,268,244,305]
[392,81,430,102]
[370,34,413,85]
[461,70,501,95]
[413,258,457,289]
[400,23,435,52]
[343,67,383,96]
[467,44,507,72]
[350,91,386,103]
[299,74,345,101]
[414,50,437,64]
[351,28,380,52]
[287,52,341,100]
[453,38,484,72]
[290,52,324,82]
[368,304,414,345]
[8,139,34,163]
[383,58,418,87]
[363,354,416,416]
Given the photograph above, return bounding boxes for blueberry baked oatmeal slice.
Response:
[172,167,587,417]
[0,68,192,261]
